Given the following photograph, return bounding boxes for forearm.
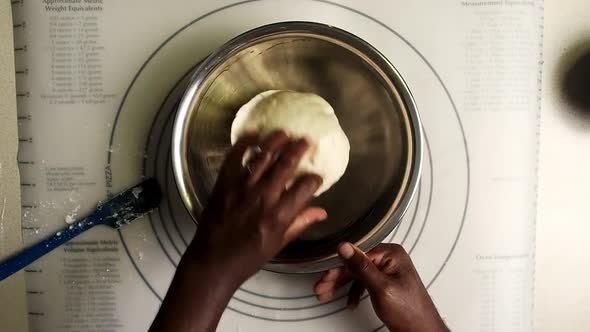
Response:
[149,252,241,332]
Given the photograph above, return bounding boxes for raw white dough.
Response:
[230,90,350,196]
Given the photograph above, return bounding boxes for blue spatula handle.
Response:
[0,179,161,283]
[0,217,96,282]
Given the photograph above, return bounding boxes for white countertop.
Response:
[535,0,590,331]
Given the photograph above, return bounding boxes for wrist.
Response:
[151,246,241,332]
[181,243,247,290]
[381,309,448,332]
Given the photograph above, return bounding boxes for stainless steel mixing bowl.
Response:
[172,22,422,273]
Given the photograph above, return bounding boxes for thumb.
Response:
[338,242,384,290]
[283,207,327,244]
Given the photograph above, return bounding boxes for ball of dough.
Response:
[230,90,350,196]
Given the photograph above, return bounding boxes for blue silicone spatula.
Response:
[0,178,162,282]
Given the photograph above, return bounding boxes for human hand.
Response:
[187,130,327,284]
[314,243,449,332]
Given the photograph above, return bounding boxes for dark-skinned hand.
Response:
[151,130,448,332]
[151,131,327,332]
[188,130,327,284]
[314,243,449,332]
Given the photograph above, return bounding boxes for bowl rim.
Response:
[171,21,423,273]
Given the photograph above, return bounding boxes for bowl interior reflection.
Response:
[185,33,412,262]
